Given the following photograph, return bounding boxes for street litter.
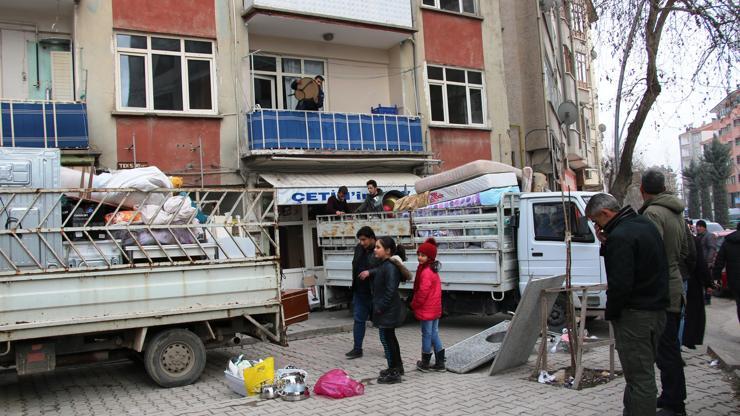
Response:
[314,369,364,399]
[709,359,720,367]
[224,356,274,397]
[537,370,556,384]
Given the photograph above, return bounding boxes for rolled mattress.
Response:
[415,160,522,193]
[427,172,518,204]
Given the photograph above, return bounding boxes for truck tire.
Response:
[144,328,206,388]
[548,294,567,330]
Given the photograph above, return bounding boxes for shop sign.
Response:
[277,186,413,205]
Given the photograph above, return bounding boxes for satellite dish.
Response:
[557,100,578,126]
[598,123,607,133]
[293,77,320,101]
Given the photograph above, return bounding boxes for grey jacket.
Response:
[639,192,689,313]
[697,230,718,267]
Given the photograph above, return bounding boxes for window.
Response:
[575,52,588,84]
[570,0,586,35]
[736,155,740,164]
[250,54,325,110]
[533,202,594,243]
[426,65,485,126]
[115,34,216,113]
[563,46,574,75]
[422,0,477,15]
[735,137,740,146]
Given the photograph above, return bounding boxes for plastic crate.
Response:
[371,104,398,115]
[224,371,247,396]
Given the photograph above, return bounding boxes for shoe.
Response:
[345,349,363,359]
[431,349,446,372]
[377,368,402,384]
[416,352,433,372]
[656,409,686,416]
[380,365,405,377]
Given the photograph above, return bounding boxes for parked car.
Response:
[688,218,726,234]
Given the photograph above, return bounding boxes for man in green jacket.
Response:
[639,169,688,416]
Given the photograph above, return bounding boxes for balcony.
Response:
[0,100,89,149]
[243,0,415,48]
[247,108,423,151]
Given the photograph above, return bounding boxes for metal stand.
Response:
[535,284,615,390]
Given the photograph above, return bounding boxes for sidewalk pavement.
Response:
[704,297,740,371]
[0,305,737,415]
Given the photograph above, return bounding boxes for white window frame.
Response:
[425,64,486,127]
[114,32,218,115]
[575,51,588,83]
[250,53,327,110]
[421,0,478,16]
[570,0,586,35]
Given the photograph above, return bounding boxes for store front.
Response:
[258,172,419,289]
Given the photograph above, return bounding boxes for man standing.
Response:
[326,186,350,215]
[356,180,383,213]
[345,226,377,359]
[290,75,324,111]
[639,169,688,416]
[695,220,718,268]
[713,224,740,322]
[586,193,668,415]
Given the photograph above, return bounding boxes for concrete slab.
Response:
[445,320,511,374]
[490,275,566,375]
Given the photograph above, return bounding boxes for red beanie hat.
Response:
[417,238,437,262]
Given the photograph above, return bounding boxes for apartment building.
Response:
[677,123,713,203]
[702,89,740,208]
[500,0,603,190]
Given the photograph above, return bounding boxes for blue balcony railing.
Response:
[247,109,424,152]
[0,100,89,149]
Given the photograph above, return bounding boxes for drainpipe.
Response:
[535,0,553,183]
[72,0,79,101]
[565,0,584,168]
[231,0,242,174]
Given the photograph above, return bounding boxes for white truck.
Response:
[0,185,285,387]
[317,192,605,326]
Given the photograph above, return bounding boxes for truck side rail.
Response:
[0,187,279,276]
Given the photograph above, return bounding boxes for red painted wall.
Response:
[112,0,216,38]
[430,129,491,172]
[422,10,484,69]
[116,117,221,186]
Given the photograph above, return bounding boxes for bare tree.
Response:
[596,0,739,203]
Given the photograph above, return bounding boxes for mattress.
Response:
[425,186,520,210]
[427,173,518,204]
[415,160,522,193]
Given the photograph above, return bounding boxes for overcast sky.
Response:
[594,12,737,174]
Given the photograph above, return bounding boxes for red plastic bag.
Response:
[313,369,364,399]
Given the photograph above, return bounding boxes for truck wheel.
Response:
[548,295,567,330]
[144,328,206,388]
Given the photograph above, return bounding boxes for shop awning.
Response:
[260,172,420,205]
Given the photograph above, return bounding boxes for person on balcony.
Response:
[290,75,324,111]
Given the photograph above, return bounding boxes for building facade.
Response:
[703,89,740,208]
[500,0,603,190]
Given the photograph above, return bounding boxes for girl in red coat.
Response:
[411,238,445,372]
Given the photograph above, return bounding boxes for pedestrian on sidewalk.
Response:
[639,169,689,416]
[682,231,712,349]
[410,238,445,372]
[345,226,377,360]
[712,223,740,322]
[585,193,668,416]
[371,236,407,384]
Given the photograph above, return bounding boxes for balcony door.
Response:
[253,75,276,109]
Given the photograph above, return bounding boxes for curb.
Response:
[707,344,740,371]
[287,323,354,342]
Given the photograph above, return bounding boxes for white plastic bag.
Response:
[140,195,196,225]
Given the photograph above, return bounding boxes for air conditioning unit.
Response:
[584,168,599,185]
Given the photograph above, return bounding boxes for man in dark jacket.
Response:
[326,186,350,215]
[586,193,669,416]
[639,169,688,416]
[290,75,324,111]
[345,226,377,359]
[695,220,718,268]
[355,180,383,213]
[713,224,740,322]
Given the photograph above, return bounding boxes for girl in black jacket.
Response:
[372,236,406,384]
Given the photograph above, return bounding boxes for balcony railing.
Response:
[0,100,89,149]
[246,109,424,152]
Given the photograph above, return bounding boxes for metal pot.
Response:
[259,382,279,400]
[280,388,310,401]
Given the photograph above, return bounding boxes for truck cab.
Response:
[517,192,606,321]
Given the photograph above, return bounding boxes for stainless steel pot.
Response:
[280,389,310,401]
[259,382,279,400]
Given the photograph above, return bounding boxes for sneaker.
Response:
[345,349,363,359]
[377,368,402,384]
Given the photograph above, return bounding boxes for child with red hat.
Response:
[410,238,445,372]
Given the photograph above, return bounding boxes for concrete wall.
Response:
[76,0,117,170]
[421,11,483,69]
[112,0,216,38]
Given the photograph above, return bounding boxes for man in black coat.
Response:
[355,180,383,213]
[326,186,350,215]
[713,224,740,322]
[345,226,377,359]
[586,193,669,416]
